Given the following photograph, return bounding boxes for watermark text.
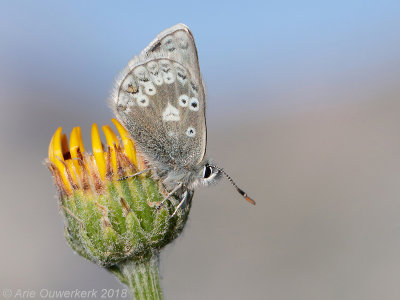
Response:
[0,288,128,299]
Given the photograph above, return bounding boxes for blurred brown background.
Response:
[1,1,400,299]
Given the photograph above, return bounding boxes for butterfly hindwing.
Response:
[112,57,206,169]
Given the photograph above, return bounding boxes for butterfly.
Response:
[110,24,255,214]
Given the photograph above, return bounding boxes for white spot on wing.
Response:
[136,94,149,107]
[178,94,189,107]
[118,92,130,106]
[189,98,199,111]
[162,102,180,122]
[134,66,150,82]
[162,36,176,52]
[164,74,175,84]
[147,61,158,71]
[174,63,188,85]
[147,61,163,86]
[124,99,135,113]
[134,64,157,95]
[186,127,196,137]
[160,60,175,84]
[144,82,156,96]
[118,91,136,112]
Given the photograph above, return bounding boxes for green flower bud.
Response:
[47,119,193,299]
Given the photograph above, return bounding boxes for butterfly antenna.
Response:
[211,166,256,205]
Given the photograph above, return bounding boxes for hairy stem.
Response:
[109,254,163,300]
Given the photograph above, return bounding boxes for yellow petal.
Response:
[103,125,119,147]
[102,125,119,173]
[91,123,106,180]
[53,127,64,162]
[48,127,71,192]
[70,127,85,176]
[65,159,77,184]
[48,131,55,162]
[111,118,137,166]
[76,127,85,153]
[60,132,78,184]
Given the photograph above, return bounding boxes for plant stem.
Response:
[110,254,163,300]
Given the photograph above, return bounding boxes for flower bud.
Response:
[47,119,192,267]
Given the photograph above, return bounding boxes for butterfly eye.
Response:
[189,98,199,111]
[203,165,213,179]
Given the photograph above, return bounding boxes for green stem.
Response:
[110,254,163,300]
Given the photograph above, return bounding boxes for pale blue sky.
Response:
[1,0,399,117]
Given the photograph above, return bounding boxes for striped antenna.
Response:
[211,165,255,205]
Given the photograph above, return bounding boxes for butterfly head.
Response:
[186,162,256,206]
[164,161,221,190]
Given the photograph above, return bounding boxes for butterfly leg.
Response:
[172,190,189,217]
[157,182,183,209]
[118,168,151,181]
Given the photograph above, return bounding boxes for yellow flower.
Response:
[46,119,192,267]
[48,119,143,195]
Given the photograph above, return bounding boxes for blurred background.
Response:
[1,1,400,299]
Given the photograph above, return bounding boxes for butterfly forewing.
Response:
[111,26,206,170]
[141,24,204,91]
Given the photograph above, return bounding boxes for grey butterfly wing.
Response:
[140,23,206,122]
[141,23,204,92]
[110,25,206,170]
